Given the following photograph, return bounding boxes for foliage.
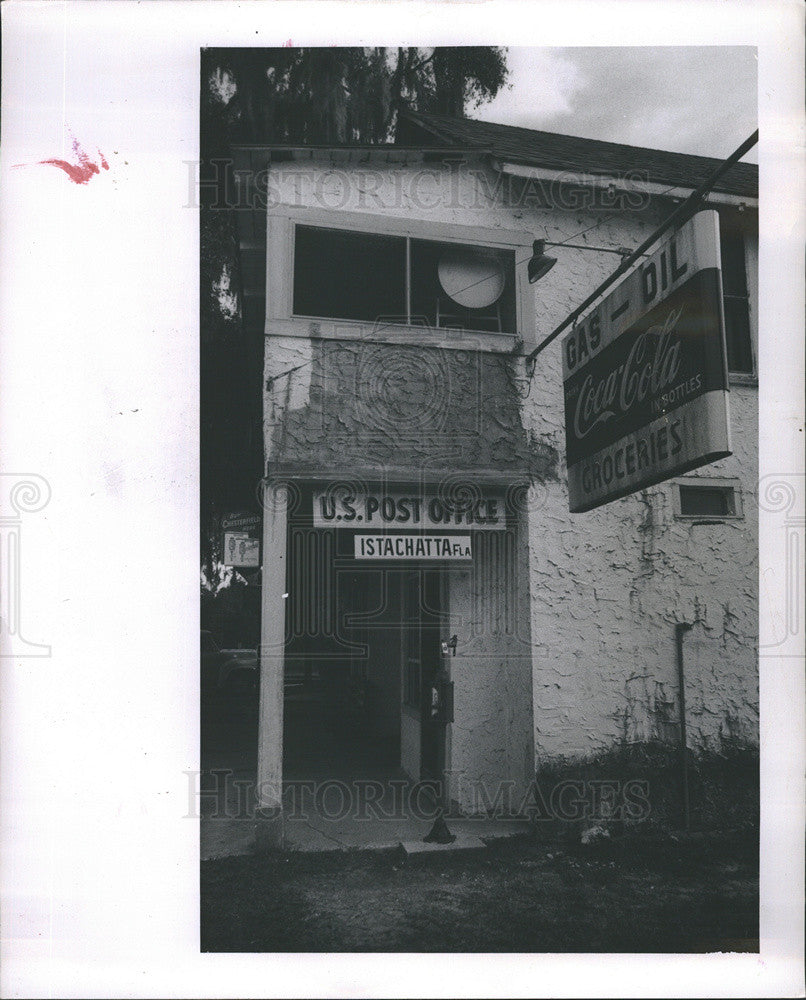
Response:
[201,46,509,145]
[533,741,759,836]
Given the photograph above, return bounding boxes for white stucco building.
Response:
[222,112,758,838]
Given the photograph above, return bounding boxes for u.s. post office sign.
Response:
[313,489,505,530]
[562,210,731,513]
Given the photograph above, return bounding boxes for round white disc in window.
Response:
[437,249,505,309]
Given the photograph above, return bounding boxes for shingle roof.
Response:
[398,111,758,198]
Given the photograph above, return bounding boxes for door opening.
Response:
[401,568,444,783]
[283,528,405,782]
[283,519,448,789]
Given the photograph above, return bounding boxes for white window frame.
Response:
[728,226,758,385]
[672,476,744,522]
[717,211,758,386]
[265,206,536,352]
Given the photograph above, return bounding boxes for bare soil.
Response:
[200,828,758,952]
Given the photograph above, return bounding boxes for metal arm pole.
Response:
[525,129,759,367]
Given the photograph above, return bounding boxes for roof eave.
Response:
[492,158,758,206]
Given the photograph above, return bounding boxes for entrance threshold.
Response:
[283,803,532,853]
[199,765,532,858]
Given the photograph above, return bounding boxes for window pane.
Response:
[679,486,733,516]
[724,296,753,373]
[718,221,754,374]
[719,231,748,296]
[293,226,406,322]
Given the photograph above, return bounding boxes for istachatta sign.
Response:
[354,534,472,561]
[562,210,731,513]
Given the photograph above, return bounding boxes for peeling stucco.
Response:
[262,156,759,803]
[266,340,535,479]
[523,366,758,760]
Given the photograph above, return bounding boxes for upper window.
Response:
[719,215,754,375]
[292,224,517,334]
[293,227,406,323]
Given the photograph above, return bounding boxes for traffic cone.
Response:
[423,814,456,844]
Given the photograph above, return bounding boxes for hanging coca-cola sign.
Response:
[562,210,731,513]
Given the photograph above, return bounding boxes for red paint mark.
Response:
[14,138,110,185]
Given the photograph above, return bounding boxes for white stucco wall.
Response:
[521,389,758,761]
[518,185,758,760]
[260,154,759,794]
[446,514,535,813]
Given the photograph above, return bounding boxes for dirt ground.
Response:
[200,829,758,953]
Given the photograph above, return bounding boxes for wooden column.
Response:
[254,483,288,849]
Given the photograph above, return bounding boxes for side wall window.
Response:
[719,213,754,375]
[673,477,743,521]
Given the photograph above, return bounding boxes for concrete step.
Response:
[400,835,487,855]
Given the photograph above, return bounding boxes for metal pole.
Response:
[525,129,759,366]
[675,622,693,832]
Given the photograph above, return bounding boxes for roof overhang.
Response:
[491,158,758,209]
[231,145,490,169]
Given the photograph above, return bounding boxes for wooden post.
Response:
[254,481,288,849]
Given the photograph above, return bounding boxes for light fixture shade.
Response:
[528,240,557,283]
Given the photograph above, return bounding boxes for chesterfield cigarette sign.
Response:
[562,210,731,513]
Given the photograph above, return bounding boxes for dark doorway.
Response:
[402,569,444,782]
[283,513,448,786]
[283,527,406,781]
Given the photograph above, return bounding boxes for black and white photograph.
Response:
[1,2,804,997]
[198,43,764,954]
